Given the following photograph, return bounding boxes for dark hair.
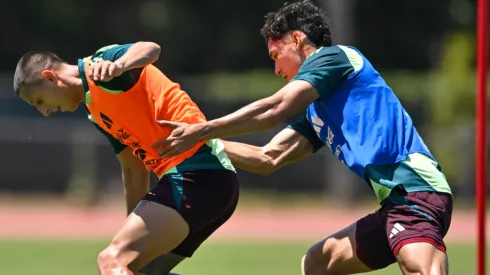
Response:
[260,0,332,47]
[13,51,65,95]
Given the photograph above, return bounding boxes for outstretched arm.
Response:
[154,47,350,158]
[197,80,319,139]
[154,81,320,157]
[221,128,316,176]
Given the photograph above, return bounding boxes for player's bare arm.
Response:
[90,41,161,82]
[153,80,319,157]
[116,147,150,215]
[221,128,315,175]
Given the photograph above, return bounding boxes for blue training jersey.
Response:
[288,45,451,201]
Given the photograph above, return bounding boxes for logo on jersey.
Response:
[308,113,344,160]
[134,148,147,160]
[131,141,141,148]
[310,116,324,136]
[134,146,162,170]
[116,128,131,143]
[100,112,113,129]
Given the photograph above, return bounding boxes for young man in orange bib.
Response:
[13,42,239,275]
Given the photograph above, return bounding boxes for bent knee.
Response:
[399,258,447,275]
[97,244,119,269]
[98,242,137,271]
[303,238,347,275]
[397,242,448,275]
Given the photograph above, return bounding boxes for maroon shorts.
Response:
[142,169,239,257]
[355,191,453,270]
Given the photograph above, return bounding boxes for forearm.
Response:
[197,97,283,140]
[116,42,161,72]
[121,169,150,215]
[221,140,274,175]
[222,128,315,176]
[194,81,318,141]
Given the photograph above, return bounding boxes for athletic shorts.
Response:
[142,169,239,257]
[355,190,453,270]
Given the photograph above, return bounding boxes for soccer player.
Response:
[153,1,453,274]
[13,42,239,275]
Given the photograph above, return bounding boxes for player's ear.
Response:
[292,31,306,49]
[40,70,58,83]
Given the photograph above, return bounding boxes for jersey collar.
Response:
[306,47,324,60]
[77,58,90,92]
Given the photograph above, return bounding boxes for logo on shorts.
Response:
[389,223,406,239]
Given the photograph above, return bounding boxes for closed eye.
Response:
[269,52,278,61]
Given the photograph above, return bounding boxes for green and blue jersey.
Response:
[288,45,451,201]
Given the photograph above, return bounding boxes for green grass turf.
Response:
[0,240,484,275]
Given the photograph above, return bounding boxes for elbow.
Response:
[139,41,161,61]
[256,159,277,176]
[150,42,162,58]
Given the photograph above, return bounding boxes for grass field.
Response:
[0,240,485,275]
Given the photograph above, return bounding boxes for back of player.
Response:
[80,44,239,274]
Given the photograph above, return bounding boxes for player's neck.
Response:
[58,64,86,102]
[302,45,319,59]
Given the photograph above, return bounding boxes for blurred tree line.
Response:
[0,0,487,201]
[0,0,481,73]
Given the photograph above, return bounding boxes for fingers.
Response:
[156,120,180,129]
[156,144,174,158]
[152,138,170,149]
[108,63,118,78]
[156,141,183,159]
[152,121,182,149]
[89,63,99,81]
[90,61,115,82]
[99,61,112,81]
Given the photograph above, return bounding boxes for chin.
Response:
[66,103,80,112]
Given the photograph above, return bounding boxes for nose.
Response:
[37,106,50,117]
[275,64,281,77]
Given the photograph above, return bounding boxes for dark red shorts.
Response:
[355,191,453,270]
[142,169,239,257]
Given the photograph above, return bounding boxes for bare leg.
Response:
[97,201,190,275]
[396,242,448,275]
[302,222,373,275]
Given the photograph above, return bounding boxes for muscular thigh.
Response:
[385,192,452,256]
[304,217,389,275]
[143,169,239,258]
[352,211,396,271]
[386,192,453,274]
[100,169,239,274]
[111,200,190,272]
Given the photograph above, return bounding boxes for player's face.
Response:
[267,35,303,82]
[19,74,81,116]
